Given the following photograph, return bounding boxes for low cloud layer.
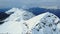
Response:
[0,0,59,9]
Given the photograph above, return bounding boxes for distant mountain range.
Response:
[26,7,60,18]
[0,7,60,24]
[0,8,11,12]
[0,8,60,34]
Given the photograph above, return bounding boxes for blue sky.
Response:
[0,0,59,9]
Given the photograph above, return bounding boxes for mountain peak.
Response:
[4,8,35,22]
[5,8,21,14]
[25,12,60,30]
[24,12,60,34]
[0,11,60,34]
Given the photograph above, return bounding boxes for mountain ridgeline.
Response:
[0,8,60,34]
[0,7,60,25]
[0,7,60,20]
[26,7,60,18]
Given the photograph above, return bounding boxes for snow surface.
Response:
[25,12,60,34]
[0,8,60,34]
[4,8,35,21]
[0,8,35,34]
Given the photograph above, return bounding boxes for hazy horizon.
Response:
[0,0,59,9]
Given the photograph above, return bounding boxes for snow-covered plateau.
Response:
[0,8,60,34]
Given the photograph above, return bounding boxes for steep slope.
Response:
[4,8,35,21]
[0,12,10,25]
[25,12,60,34]
[0,8,60,34]
[0,8,35,34]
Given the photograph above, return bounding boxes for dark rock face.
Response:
[0,12,9,21]
[0,22,4,25]
[0,12,10,25]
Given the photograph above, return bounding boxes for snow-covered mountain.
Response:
[0,8,35,34]
[25,12,60,34]
[4,8,35,21]
[0,8,60,34]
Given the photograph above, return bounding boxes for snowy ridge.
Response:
[5,8,20,14]
[4,8,35,21]
[0,8,35,34]
[25,12,60,34]
[0,8,60,34]
[25,12,49,30]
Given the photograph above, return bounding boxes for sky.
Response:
[0,0,59,9]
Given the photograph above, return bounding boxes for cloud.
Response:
[0,0,58,9]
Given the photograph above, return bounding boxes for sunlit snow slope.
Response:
[25,12,60,34]
[0,8,35,34]
[5,8,35,21]
[0,8,60,34]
